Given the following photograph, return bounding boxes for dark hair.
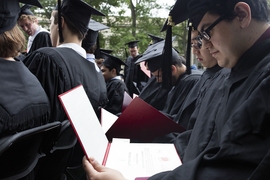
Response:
[209,0,270,22]
[62,14,85,40]
[102,60,121,75]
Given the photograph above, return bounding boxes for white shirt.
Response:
[27,26,50,53]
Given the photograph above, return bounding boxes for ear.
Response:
[234,2,251,28]
[60,16,65,29]
[171,65,177,75]
[111,68,117,75]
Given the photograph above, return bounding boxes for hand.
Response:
[82,156,126,180]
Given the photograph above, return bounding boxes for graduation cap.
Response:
[102,52,128,74]
[0,0,42,34]
[82,19,109,53]
[19,4,34,17]
[187,0,222,28]
[125,40,140,48]
[135,40,179,73]
[100,49,113,54]
[58,0,105,43]
[148,34,164,45]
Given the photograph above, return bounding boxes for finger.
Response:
[82,156,98,176]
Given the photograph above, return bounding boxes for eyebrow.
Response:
[199,23,212,32]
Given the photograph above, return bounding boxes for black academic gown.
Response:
[0,58,50,137]
[149,32,270,179]
[175,64,222,126]
[124,55,149,96]
[24,47,108,123]
[104,77,128,115]
[28,31,52,54]
[161,71,201,124]
[24,47,108,180]
[139,76,170,111]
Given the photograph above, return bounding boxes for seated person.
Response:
[135,40,201,126]
[0,0,50,137]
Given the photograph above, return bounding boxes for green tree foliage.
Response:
[28,0,188,60]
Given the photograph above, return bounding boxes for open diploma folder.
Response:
[59,85,182,180]
[104,96,185,142]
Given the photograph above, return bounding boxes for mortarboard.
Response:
[100,49,113,54]
[0,0,42,34]
[148,34,164,45]
[19,4,34,17]
[159,0,190,88]
[187,0,222,28]
[102,52,128,74]
[82,19,109,52]
[125,40,140,48]
[58,0,105,43]
[135,40,179,73]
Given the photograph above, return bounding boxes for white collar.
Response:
[58,43,86,58]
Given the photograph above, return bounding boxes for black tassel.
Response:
[58,0,64,43]
[162,19,173,90]
[186,21,192,75]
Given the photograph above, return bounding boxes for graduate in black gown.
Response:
[139,34,183,111]
[138,34,170,111]
[82,0,270,179]
[100,52,129,115]
[136,39,201,125]
[0,0,50,137]
[17,4,52,54]
[124,40,149,96]
[23,0,107,179]
[24,0,107,123]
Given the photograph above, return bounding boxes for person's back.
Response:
[24,0,107,122]
[23,0,107,179]
[0,26,50,137]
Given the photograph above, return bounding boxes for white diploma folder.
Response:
[58,85,182,180]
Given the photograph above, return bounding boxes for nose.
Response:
[202,40,212,50]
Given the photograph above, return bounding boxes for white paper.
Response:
[59,85,108,164]
[106,143,182,180]
[101,108,118,133]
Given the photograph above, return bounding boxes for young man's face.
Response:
[100,65,114,82]
[197,12,241,68]
[191,30,218,68]
[18,18,38,36]
[151,69,163,82]
[129,47,138,58]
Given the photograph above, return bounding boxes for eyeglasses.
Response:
[191,38,202,50]
[197,15,225,43]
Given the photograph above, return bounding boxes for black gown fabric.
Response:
[24,47,108,122]
[24,47,108,180]
[175,64,222,126]
[139,76,170,111]
[149,34,270,179]
[0,58,50,137]
[27,31,52,55]
[124,56,149,96]
[104,78,128,115]
[161,72,201,125]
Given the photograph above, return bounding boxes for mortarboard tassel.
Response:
[162,15,174,90]
[186,21,192,75]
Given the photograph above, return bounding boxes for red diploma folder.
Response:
[105,97,185,142]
